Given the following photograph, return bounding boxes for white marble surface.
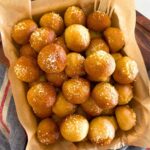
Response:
[136,0,150,19]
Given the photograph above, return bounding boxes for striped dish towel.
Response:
[0,64,147,150]
[0,64,26,150]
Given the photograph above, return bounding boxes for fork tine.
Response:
[98,0,103,11]
[103,0,109,12]
[109,7,114,17]
[109,0,115,17]
[106,0,111,15]
[95,0,112,15]
[94,0,98,12]
[98,0,108,12]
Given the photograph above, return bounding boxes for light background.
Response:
[136,0,150,19]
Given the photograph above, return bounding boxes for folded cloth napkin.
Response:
[0,64,147,150]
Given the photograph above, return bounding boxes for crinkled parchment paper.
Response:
[0,0,150,149]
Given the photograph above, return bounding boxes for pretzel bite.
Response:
[101,108,115,115]
[102,116,118,131]
[88,75,110,82]
[46,71,67,87]
[27,82,56,118]
[60,114,89,142]
[112,53,123,62]
[65,24,90,52]
[12,19,37,44]
[65,53,85,77]
[89,30,101,39]
[115,84,133,105]
[20,44,37,58]
[104,27,125,53]
[76,106,90,119]
[37,118,59,145]
[55,36,69,54]
[62,78,90,104]
[87,11,111,32]
[84,51,116,81]
[86,38,109,57]
[14,56,40,82]
[40,12,64,35]
[29,75,47,87]
[52,114,62,126]
[81,96,102,116]
[115,105,136,131]
[64,6,86,27]
[38,43,66,73]
[92,82,118,109]
[88,117,115,145]
[113,56,139,84]
[52,93,76,117]
[30,27,56,52]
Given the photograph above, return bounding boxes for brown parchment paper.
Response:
[0,0,150,149]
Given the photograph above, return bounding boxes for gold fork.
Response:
[94,0,115,17]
